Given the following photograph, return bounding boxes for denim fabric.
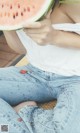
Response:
[0,64,80,133]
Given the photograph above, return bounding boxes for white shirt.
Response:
[16,23,80,76]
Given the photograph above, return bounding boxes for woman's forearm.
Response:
[53,30,80,48]
[3,31,26,54]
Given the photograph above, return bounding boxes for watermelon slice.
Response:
[0,0,54,30]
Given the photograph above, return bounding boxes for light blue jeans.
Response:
[0,63,80,133]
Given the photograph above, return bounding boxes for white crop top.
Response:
[16,23,80,76]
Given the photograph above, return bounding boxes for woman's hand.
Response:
[23,12,57,45]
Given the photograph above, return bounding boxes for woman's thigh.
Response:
[18,81,80,133]
[0,65,53,106]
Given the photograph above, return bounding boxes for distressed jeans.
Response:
[0,63,80,133]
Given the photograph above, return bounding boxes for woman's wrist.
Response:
[50,28,61,45]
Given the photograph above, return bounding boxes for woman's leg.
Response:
[17,81,80,133]
[0,98,31,133]
[13,101,37,113]
[0,64,54,106]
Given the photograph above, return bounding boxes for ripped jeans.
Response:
[0,63,80,133]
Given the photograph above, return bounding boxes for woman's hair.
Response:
[52,0,59,10]
[55,0,59,4]
[54,0,60,6]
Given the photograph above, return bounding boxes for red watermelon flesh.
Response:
[0,0,54,30]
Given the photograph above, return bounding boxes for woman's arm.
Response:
[23,19,80,48]
[23,4,80,49]
[60,4,80,23]
[53,3,80,48]
[54,30,80,48]
[3,31,27,54]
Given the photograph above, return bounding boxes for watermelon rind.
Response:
[0,0,54,31]
[38,0,55,21]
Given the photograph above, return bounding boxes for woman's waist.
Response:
[26,55,80,76]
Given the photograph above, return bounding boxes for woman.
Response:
[0,0,80,133]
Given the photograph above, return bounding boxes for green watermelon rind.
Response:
[0,0,54,31]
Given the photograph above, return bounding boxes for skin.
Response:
[3,3,80,54]
[3,3,80,112]
[13,101,37,113]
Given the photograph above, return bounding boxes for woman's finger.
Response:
[23,22,41,28]
[31,37,46,45]
[24,26,50,34]
[38,19,51,27]
[26,33,47,39]
[23,17,51,29]
[27,36,42,44]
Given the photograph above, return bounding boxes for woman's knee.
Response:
[13,101,37,113]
